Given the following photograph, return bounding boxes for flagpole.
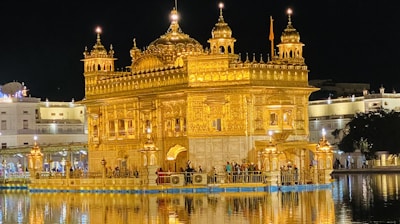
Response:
[269,16,274,60]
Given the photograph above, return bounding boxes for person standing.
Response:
[225,162,232,183]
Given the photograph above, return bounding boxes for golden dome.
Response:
[147,8,203,59]
[280,9,301,43]
[211,3,232,38]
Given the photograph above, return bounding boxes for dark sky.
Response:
[0,1,398,101]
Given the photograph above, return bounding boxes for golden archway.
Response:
[166,144,188,172]
[166,144,187,160]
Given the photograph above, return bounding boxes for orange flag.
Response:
[269,16,274,41]
[269,16,274,58]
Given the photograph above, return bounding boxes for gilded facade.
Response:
[81,5,330,177]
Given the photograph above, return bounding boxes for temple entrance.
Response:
[255,139,331,185]
[166,144,188,172]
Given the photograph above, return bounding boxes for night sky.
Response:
[0,1,398,101]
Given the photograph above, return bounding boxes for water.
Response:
[332,173,400,223]
[0,173,399,224]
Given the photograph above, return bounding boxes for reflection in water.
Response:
[2,174,399,223]
[0,190,335,224]
[332,173,400,223]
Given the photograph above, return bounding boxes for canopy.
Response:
[166,144,187,160]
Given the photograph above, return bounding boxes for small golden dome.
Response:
[280,9,301,43]
[84,27,114,58]
[91,27,108,55]
[211,3,232,38]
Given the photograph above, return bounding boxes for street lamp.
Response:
[268,130,273,143]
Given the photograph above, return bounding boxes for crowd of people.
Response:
[223,161,262,183]
[154,160,265,185]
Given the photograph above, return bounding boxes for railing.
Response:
[279,170,317,186]
[0,172,31,184]
[156,170,320,186]
[0,169,326,186]
[156,171,266,186]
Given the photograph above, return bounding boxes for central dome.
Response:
[147,8,203,63]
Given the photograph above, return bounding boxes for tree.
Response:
[338,109,400,159]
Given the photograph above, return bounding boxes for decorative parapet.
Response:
[85,66,187,98]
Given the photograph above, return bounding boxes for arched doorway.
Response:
[166,144,188,172]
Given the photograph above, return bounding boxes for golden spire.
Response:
[211,2,232,38]
[208,2,236,54]
[219,2,224,19]
[282,8,297,36]
[287,8,293,26]
[167,7,181,33]
[88,26,108,56]
[96,26,102,44]
[277,8,304,64]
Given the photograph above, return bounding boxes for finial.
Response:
[322,128,326,140]
[175,0,178,11]
[287,8,293,25]
[219,2,224,17]
[260,53,264,63]
[95,26,102,42]
[133,38,137,48]
[171,8,179,22]
[167,7,180,33]
[252,53,256,63]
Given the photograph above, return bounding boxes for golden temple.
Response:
[80,4,333,184]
